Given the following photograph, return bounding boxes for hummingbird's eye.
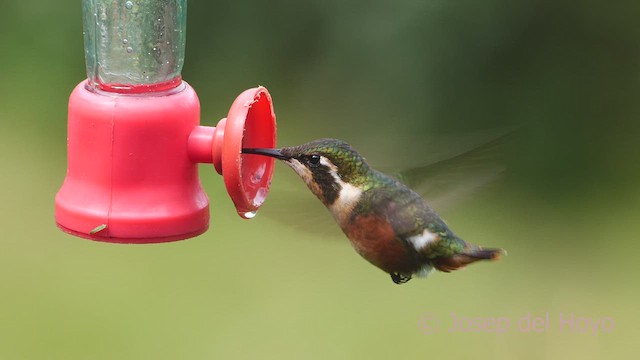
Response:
[308,154,321,167]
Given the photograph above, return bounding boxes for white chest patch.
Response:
[407,229,440,251]
[331,182,362,210]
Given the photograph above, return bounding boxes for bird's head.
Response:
[243,138,371,206]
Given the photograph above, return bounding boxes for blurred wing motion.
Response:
[258,169,345,238]
[398,131,512,210]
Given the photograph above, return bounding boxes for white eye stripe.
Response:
[319,157,341,182]
[319,156,334,169]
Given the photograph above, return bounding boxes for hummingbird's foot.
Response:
[390,272,412,284]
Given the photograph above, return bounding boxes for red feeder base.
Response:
[55,81,276,243]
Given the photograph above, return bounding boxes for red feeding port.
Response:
[190,87,277,219]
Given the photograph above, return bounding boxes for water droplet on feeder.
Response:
[123,39,128,45]
[125,1,133,10]
[126,46,133,53]
[241,211,257,219]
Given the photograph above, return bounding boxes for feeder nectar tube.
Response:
[83,0,186,93]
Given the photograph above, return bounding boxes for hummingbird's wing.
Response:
[395,130,513,211]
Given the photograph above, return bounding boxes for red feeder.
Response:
[55,0,277,243]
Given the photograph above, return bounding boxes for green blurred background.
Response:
[1,0,639,359]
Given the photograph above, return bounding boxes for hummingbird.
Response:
[243,138,505,284]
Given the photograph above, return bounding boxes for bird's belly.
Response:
[344,215,417,274]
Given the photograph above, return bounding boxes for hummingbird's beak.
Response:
[242,147,290,160]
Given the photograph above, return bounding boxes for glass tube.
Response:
[82,0,187,93]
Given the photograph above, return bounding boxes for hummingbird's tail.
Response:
[466,247,505,261]
[431,247,505,272]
